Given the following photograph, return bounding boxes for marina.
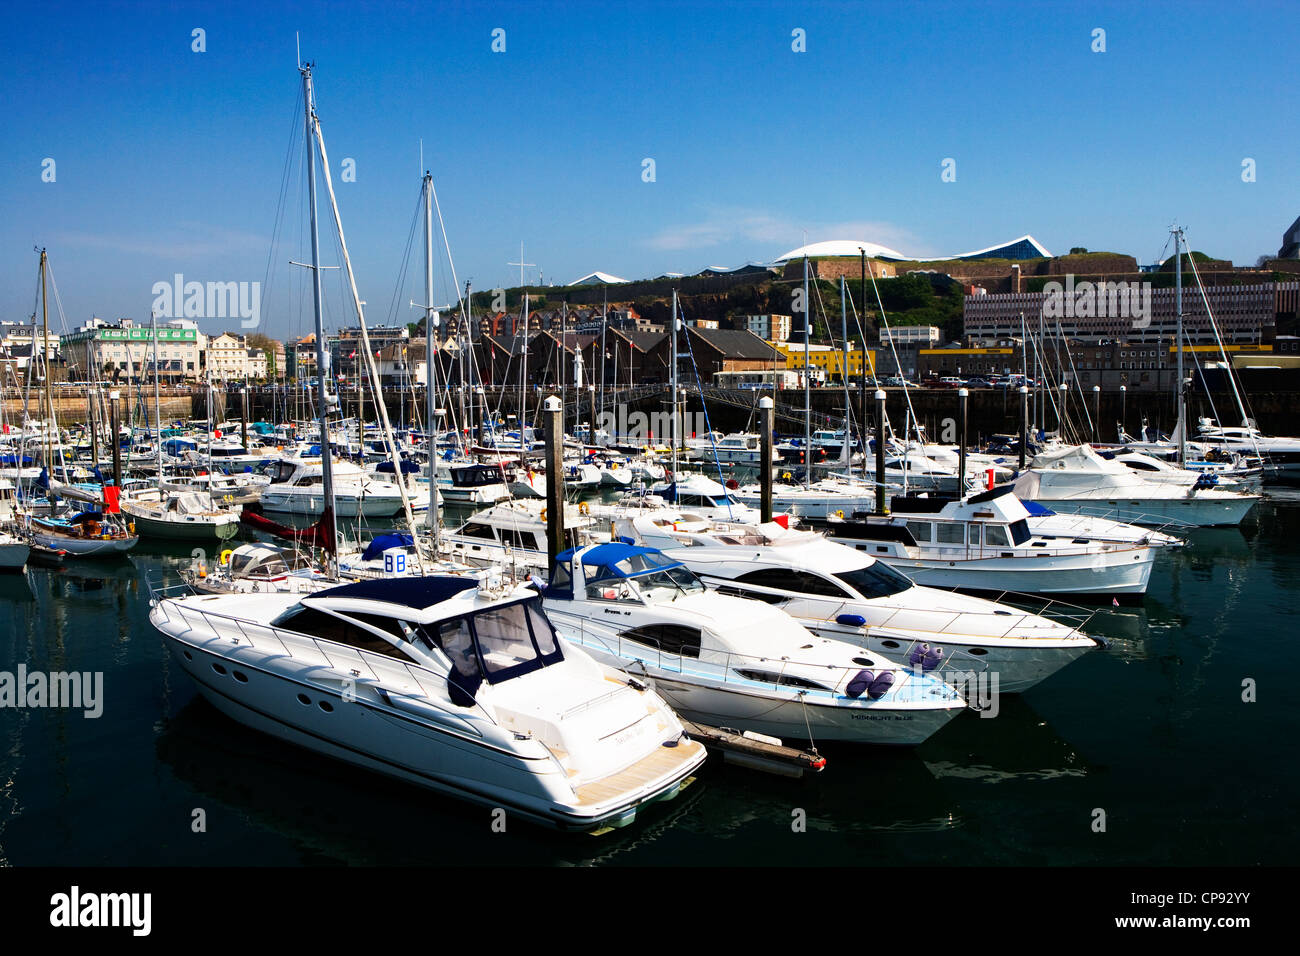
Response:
[0,492,1295,865]
[0,6,1293,936]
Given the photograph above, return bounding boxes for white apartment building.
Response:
[880,324,941,346]
[205,332,268,382]
[60,317,204,382]
[746,314,792,342]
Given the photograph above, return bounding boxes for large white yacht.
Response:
[823,487,1157,597]
[664,537,1101,693]
[149,574,705,832]
[1011,444,1259,527]
[542,543,968,745]
[259,456,430,519]
[1195,417,1300,481]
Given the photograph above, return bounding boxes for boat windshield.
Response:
[1008,519,1031,545]
[833,561,915,599]
[630,565,705,602]
[419,597,563,685]
[586,550,705,602]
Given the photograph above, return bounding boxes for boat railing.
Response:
[845,594,1091,641]
[148,581,502,730]
[1044,504,1198,534]
[558,613,962,703]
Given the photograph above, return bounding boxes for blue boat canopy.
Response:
[1021,500,1056,517]
[359,533,415,561]
[555,543,684,582]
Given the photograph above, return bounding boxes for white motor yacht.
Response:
[542,543,967,745]
[1011,443,1259,527]
[149,573,705,832]
[823,487,1157,597]
[666,537,1102,693]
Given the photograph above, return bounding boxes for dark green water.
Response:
[1,496,1296,866]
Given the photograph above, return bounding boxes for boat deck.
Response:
[572,738,703,806]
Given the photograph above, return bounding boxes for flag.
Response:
[349,350,357,358]
[1112,597,1120,607]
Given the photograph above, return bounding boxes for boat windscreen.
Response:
[420,597,564,686]
[833,561,915,599]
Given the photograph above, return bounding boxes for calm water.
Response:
[2,496,1297,867]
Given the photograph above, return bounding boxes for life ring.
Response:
[578,501,590,516]
[219,549,234,566]
[835,510,845,519]
[540,507,547,521]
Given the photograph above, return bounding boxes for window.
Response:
[269,605,410,660]
[458,522,498,541]
[735,568,849,597]
[906,520,933,543]
[832,562,914,599]
[983,524,1010,547]
[733,669,832,692]
[618,624,701,658]
[1008,519,1031,545]
[936,522,965,545]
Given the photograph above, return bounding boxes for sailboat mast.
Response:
[670,289,679,478]
[841,276,849,478]
[152,314,162,490]
[39,249,53,476]
[1174,225,1186,466]
[803,255,811,490]
[423,171,437,536]
[301,63,338,571]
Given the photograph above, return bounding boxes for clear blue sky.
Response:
[2,0,1296,343]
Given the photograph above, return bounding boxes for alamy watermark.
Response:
[595,404,708,444]
[1042,274,1152,329]
[0,664,103,718]
[151,273,261,328]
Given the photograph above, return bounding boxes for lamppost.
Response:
[1092,384,1101,444]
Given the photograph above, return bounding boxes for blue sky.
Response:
[1,0,1296,342]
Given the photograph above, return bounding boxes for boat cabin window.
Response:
[269,605,412,661]
[832,561,914,599]
[906,521,933,543]
[418,598,563,686]
[735,568,850,598]
[983,524,1011,547]
[263,461,296,483]
[618,624,701,658]
[1008,519,1031,545]
[935,522,965,545]
[458,523,498,541]
[734,669,832,692]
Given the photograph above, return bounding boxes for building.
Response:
[880,325,941,346]
[288,334,319,381]
[328,325,410,382]
[773,235,1052,265]
[205,332,266,382]
[746,314,792,342]
[963,282,1296,345]
[0,322,61,358]
[772,342,874,383]
[60,318,203,383]
[1281,216,1300,259]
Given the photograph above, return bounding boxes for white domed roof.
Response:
[773,240,909,262]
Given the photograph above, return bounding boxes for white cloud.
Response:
[644,208,922,258]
